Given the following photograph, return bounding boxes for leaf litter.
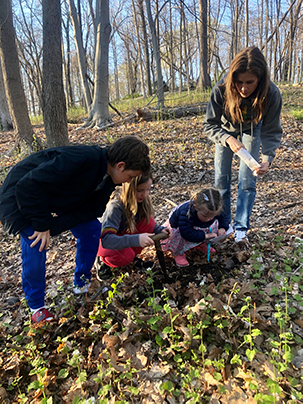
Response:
[0,114,303,402]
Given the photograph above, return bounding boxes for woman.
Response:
[203,46,283,243]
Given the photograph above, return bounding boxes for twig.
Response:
[275,200,303,210]
[164,198,177,206]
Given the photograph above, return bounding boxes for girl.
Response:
[96,174,171,279]
[203,46,283,243]
[162,188,230,267]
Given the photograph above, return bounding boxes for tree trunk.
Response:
[42,0,69,147]
[81,0,111,129]
[169,0,175,92]
[62,2,74,108]
[112,35,120,100]
[0,0,34,153]
[179,0,183,92]
[197,0,211,90]
[138,0,152,96]
[182,7,190,94]
[68,0,92,111]
[245,0,249,47]
[264,0,269,60]
[131,0,146,98]
[145,0,164,108]
[0,60,12,131]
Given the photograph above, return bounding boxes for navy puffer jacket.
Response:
[169,201,229,242]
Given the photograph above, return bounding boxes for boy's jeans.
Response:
[214,122,262,231]
[20,219,101,310]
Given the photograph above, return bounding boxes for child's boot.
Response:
[195,243,216,254]
[175,253,189,267]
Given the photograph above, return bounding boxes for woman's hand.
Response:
[217,228,226,236]
[226,136,244,153]
[254,162,270,176]
[162,228,172,239]
[205,232,217,240]
[139,233,154,248]
[28,230,50,252]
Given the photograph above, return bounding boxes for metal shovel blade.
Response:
[150,233,169,279]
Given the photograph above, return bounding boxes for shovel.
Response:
[150,233,169,280]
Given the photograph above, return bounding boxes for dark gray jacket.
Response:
[203,80,283,163]
[0,145,115,236]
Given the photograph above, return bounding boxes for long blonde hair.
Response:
[120,175,154,233]
[223,46,270,124]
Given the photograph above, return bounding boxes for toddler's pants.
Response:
[97,217,155,267]
[20,219,101,310]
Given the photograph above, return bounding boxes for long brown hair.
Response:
[120,175,154,233]
[224,46,270,124]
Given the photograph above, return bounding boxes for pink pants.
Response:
[97,217,155,267]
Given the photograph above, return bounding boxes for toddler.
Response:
[162,188,231,266]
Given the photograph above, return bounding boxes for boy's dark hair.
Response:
[106,136,150,174]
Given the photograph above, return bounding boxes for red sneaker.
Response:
[175,253,189,267]
[31,308,54,323]
[195,243,216,254]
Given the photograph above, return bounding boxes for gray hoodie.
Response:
[203,80,283,163]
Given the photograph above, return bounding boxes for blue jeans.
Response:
[214,122,262,231]
[20,219,101,309]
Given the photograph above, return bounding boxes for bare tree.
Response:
[68,0,92,111]
[138,0,152,96]
[42,0,69,147]
[245,0,249,47]
[131,0,146,97]
[81,0,112,129]
[145,0,164,107]
[62,0,74,108]
[0,0,35,155]
[0,60,12,131]
[197,0,211,89]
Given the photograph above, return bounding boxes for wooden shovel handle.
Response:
[150,233,168,243]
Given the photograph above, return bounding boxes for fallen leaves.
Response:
[1,115,303,402]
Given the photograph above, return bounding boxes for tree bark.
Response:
[131,0,146,98]
[68,0,92,111]
[138,0,152,96]
[42,0,69,147]
[81,0,111,129]
[197,0,211,90]
[0,0,34,153]
[145,0,164,108]
[137,104,207,121]
[0,60,12,131]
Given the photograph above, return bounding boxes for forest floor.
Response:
[0,112,303,403]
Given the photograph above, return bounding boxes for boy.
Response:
[0,136,150,322]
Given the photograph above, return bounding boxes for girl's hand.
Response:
[162,228,172,239]
[217,228,226,236]
[205,232,217,240]
[139,233,154,248]
[226,136,244,153]
[28,230,50,252]
[254,162,270,176]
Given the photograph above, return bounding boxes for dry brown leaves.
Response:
[0,114,303,402]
